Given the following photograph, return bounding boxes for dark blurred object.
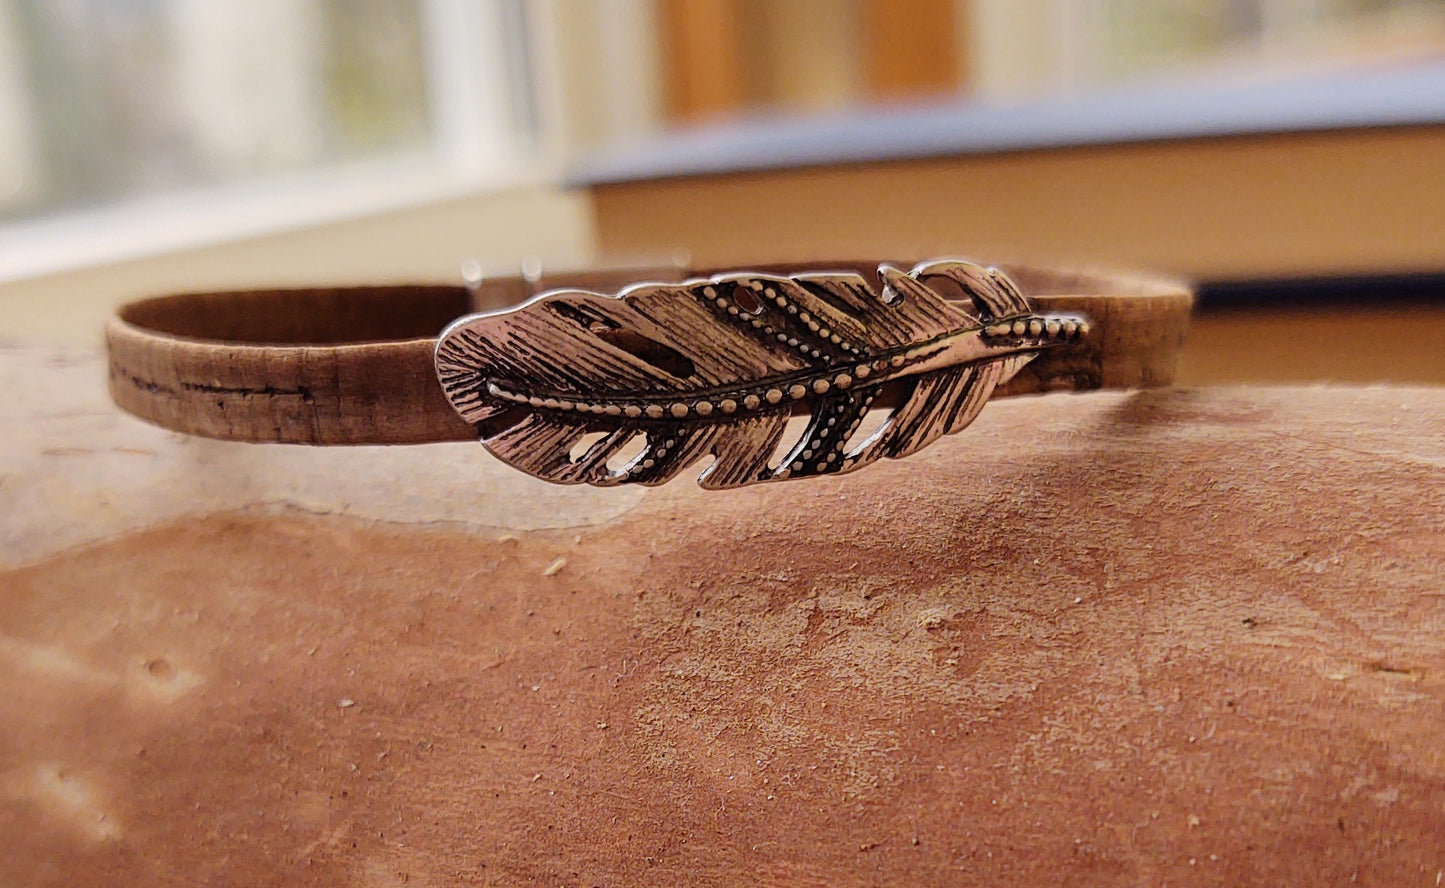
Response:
[1185,274,1445,384]
[1196,271,1445,310]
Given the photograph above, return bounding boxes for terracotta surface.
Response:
[2,349,1444,886]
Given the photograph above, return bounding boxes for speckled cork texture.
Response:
[2,349,1443,886]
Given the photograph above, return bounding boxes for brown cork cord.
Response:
[106,263,1193,445]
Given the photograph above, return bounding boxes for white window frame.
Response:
[0,0,557,285]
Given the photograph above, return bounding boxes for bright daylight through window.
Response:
[0,0,534,229]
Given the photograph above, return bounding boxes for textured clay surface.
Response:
[2,350,1444,886]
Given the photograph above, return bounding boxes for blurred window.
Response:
[2,0,1441,278]
[1083,0,1445,84]
[0,0,533,225]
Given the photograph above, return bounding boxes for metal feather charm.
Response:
[435,260,1089,489]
